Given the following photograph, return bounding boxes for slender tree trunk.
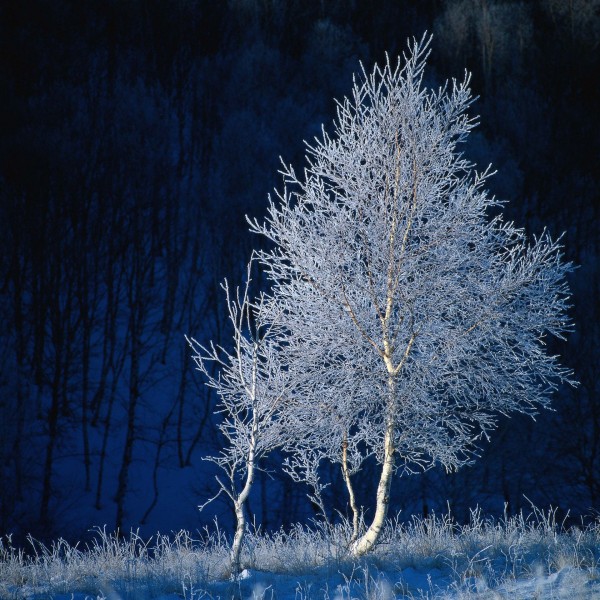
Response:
[177,368,187,467]
[13,386,25,502]
[115,222,147,530]
[95,265,125,510]
[183,384,212,466]
[141,434,163,525]
[80,271,93,491]
[141,397,178,524]
[95,363,122,510]
[81,342,91,491]
[341,435,360,543]
[40,369,61,529]
[115,319,140,531]
[230,434,256,577]
[230,499,247,577]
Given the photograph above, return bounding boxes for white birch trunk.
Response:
[351,421,395,556]
[229,448,255,576]
[230,328,259,577]
[230,499,247,576]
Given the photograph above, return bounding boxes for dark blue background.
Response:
[0,0,598,545]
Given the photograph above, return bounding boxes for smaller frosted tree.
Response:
[186,261,291,576]
[250,34,575,556]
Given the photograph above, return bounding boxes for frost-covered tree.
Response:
[249,35,574,556]
[186,262,291,576]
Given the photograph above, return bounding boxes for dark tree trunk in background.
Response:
[40,367,60,529]
[115,223,146,530]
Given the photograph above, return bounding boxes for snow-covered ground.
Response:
[3,508,600,599]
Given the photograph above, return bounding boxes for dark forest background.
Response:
[0,0,599,545]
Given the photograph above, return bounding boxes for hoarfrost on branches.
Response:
[186,260,292,575]
[248,34,575,555]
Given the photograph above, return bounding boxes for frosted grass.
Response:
[2,507,600,599]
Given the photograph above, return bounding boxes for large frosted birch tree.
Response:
[249,35,574,556]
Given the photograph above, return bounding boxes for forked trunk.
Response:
[351,421,395,556]
[351,359,398,556]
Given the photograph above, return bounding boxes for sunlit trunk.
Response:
[230,442,256,577]
[352,371,396,557]
[351,420,395,556]
[230,500,247,577]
